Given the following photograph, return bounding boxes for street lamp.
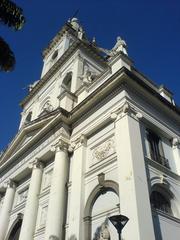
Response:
[108,214,129,240]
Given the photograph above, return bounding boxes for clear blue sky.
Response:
[0,0,180,151]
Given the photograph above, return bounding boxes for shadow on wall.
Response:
[69,235,77,240]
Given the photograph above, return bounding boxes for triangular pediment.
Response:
[0,114,55,163]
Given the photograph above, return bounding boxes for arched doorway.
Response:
[7,215,22,240]
[84,180,120,240]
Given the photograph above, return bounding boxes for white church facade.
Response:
[0,18,180,240]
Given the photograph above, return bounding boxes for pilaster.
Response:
[68,134,87,240]
[112,102,155,240]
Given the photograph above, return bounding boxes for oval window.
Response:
[52,50,58,60]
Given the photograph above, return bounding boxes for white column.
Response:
[172,138,180,175]
[19,159,43,240]
[68,135,87,240]
[45,139,69,240]
[112,103,155,240]
[0,179,16,240]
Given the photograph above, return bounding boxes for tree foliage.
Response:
[0,37,15,71]
[0,0,25,72]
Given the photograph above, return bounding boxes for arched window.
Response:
[150,191,172,215]
[62,72,72,91]
[92,191,118,239]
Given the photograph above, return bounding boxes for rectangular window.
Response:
[146,130,170,168]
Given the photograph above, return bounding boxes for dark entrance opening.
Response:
[8,219,22,240]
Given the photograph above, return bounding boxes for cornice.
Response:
[130,68,180,115]
[2,67,179,171]
[74,67,180,118]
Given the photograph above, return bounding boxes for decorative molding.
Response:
[91,137,115,164]
[69,134,87,151]
[110,102,143,121]
[160,174,169,185]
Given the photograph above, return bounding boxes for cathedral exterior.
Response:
[0,18,180,240]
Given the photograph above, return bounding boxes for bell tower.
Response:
[19,18,106,128]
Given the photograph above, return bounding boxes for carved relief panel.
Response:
[90,137,116,167]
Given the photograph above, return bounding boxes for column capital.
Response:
[69,134,87,152]
[51,138,69,153]
[29,158,44,170]
[4,179,16,189]
[110,102,143,122]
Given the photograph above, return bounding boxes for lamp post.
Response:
[108,214,129,240]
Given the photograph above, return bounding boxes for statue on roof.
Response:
[111,36,128,55]
[97,36,128,58]
[69,18,84,39]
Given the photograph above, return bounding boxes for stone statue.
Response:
[70,18,84,39]
[111,36,127,55]
[80,65,95,86]
[82,70,93,85]
[97,36,128,57]
[99,224,110,240]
